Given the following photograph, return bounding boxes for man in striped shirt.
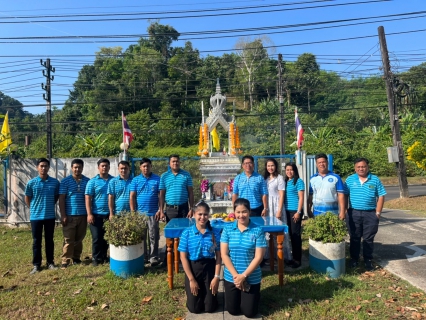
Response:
[25,158,60,274]
[159,155,194,220]
[85,158,113,266]
[59,159,90,268]
[108,160,132,217]
[130,158,161,266]
[345,157,386,271]
[232,155,268,216]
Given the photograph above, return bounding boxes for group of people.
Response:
[24,152,385,318]
[25,154,194,275]
[178,154,386,318]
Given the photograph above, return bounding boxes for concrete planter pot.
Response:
[110,242,145,278]
[309,239,345,278]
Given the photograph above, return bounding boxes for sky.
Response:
[1,0,426,115]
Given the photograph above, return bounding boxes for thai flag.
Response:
[122,112,133,146]
[295,109,304,149]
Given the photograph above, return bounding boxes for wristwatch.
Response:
[376,212,381,216]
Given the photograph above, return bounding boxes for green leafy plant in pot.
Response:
[304,212,348,278]
[104,211,148,278]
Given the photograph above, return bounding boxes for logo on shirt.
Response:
[328,178,334,183]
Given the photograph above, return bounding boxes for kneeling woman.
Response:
[220,198,267,318]
[178,202,222,314]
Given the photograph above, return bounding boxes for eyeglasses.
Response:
[242,162,253,166]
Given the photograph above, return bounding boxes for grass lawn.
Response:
[0,225,425,320]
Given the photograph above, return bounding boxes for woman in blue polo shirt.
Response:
[284,163,305,269]
[220,198,267,318]
[178,202,221,314]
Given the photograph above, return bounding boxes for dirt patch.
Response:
[385,196,426,216]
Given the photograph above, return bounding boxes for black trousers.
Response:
[89,214,109,262]
[31,219,56,267]
[286,210,302,262]
[185,258,218,314]
[250,204,264,217]
[165,202,188,222]
[346,209,379,261]
[224,280,260,318]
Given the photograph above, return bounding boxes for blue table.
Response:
[164,217,288,289]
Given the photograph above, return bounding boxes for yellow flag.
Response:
[0,112,12,151]
[211,127,220,151]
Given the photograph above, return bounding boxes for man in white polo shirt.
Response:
[308,153,346,220]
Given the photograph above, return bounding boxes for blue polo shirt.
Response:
[159,169,193,205]
[346,173,386,210]
[130,173,160,216]
[25,175,60,221]
[59,175,90,216]
[108,175,133,214]
[309,172,346,216]
[233,172,268,209]
[178,224,221,261]
[285,178,305,211]
[220,220,267,285]
[85,174,113,215]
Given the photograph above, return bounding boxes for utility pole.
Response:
[41,58,55,160]
[277,53,285,156]
[378,26,409,198]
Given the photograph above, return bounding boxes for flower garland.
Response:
[200,179,209,192]
[229,122,236,155]
[197,125,203,156]
[227,178,234,193]
[235,124,242,153]
[203,123,209,155]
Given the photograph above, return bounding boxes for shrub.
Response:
[104,211,148,246]
[303,212,347,243]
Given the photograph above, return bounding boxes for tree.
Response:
[234,37,271,111]
[294,53,320,113]
[147,21,180,61]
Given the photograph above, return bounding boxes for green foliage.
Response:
[304,212,347,243]
[104,211,148,246]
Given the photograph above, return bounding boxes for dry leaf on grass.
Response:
[325,300,330,304]
[89,282,95,286]
[410,293,423,297]
[2,270,10,277]
[101,303,109,310]
[51,298,55,303]
[355,305,362,311]
[74,289,82,295]
[174,317,185,320]
[87,307,94,311]
[285,311,291,318]
[376,293,382,298]
[172,296,179,301]
[44,292,50,296]
[141,296,153,305]
[405,307,418,311]
[411,312,422,319]
[90,299,97,306]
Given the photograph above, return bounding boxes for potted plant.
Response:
[304,212,347,278]
[104,211,148,278]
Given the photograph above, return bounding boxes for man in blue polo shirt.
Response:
[308,153,346,220]
[130,158,161,266]
[108,160,132,217]
[85,158,113,266]
[25,158,60,274]
[159,154,194,221]
[345,157,386,271]
[232,155,268,216]
[59,158,90,268]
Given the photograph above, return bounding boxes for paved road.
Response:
[375,208,426,292]
[384,185,425,201]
